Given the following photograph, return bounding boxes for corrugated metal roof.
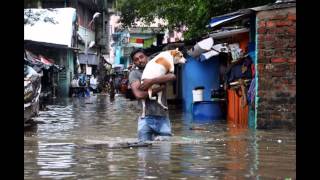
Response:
[207,1,296,28]
[250,1,296,11]
[208,9,253,29]
[209,14,246,28]
[209,28,250,39]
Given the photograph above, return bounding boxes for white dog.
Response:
[140,48,186,117]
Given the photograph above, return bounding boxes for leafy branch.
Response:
[116,0,274,39]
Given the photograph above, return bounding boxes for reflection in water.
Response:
[24,94,296,179]
[225,124,250,179]
[137,143,172,179]
[37,142,76,179]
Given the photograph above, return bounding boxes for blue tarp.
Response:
[209,13,245,28]
[208,8,254,28]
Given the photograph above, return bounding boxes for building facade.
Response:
[24,0,115,96]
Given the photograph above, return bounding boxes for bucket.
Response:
[192,89,204,102]
[193,86,204,102]
[192,101,222,123]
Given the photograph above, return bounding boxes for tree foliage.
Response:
[24,9,58,25]
[116,0,274,39]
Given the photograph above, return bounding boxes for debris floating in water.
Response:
[189,126,206,131]
[85,140,152,149]
[277,139,282,143]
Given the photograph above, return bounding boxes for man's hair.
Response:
[130,48,146,61]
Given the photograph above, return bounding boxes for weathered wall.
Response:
[256,7,296,129]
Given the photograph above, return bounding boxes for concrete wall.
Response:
[256,7,296,129]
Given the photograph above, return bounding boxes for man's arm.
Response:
[131,81,166,100]
[139,73,176,91]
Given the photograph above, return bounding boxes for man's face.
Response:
[132,52,148,69]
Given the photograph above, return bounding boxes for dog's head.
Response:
[170,48,187,64]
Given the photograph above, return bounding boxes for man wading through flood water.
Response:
[129,48,176,142]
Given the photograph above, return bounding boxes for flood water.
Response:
[24,94,296,179]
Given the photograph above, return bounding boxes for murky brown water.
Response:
[24,94,296,179]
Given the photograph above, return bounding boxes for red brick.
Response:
[287,27,296,35]
[271,74,282,79]
[289,63,296,70]
[270,14,287,20]
[258,42,265,49]
[288,57,296,63]
[268,28,276,34]
[258,51,264,59]
[274,41,284,49]
[276,35,291,41]
[258,27,266,34]
[288,85,296,91]
[287,77,296,85]
[259,20,266,27]
[264,50,274,57]
[274,50,283,57]
[265,63,274,70]
[281,79,290,84]
[260,57,271,63]
[264,41,275,48]
[275,28,285,34]
[266,21,276,27]
[263,34,274,41]
[258,90,266,97]
[288,13,296,21]
[271,58,288,63]
[273,64,291,75]
[275,49,293,57]
[273,83,284,89]
[258,35,264,41]
[259,80,272,90]
[285,72,295,78]
[287,41,296,48]
[258,63,265,72]
[276,20,292,27]
[271,113,282,120]
[258,55,264,62]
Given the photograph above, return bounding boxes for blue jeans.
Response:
[138,115,172,141]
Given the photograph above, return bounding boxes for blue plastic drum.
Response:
[192,101,222,123]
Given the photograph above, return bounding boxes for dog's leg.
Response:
[141,99,146,117]
[157,91,168,110]
[148,88,156,100]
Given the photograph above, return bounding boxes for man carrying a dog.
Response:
[129,48,176,142]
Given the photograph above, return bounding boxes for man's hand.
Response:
[139,73,176,91]
[139,79,153,90]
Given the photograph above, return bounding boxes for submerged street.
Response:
[24,94,295,179]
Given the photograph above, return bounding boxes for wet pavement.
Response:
[24,94,296,179]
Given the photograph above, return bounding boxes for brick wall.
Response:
[256,7,296,129]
